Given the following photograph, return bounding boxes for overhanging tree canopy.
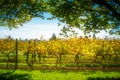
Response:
[0,0,120,34]
[0,0,46,28]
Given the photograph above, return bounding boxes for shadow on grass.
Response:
[88,77,120,80]
[0,72,31,80]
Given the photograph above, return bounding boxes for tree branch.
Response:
[93,0,120,21]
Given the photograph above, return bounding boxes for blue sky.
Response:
[0,13,119,40]
[0,17,62,40]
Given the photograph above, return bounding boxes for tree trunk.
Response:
[38,53,41,64]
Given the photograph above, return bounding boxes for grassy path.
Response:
[0,69,120,80]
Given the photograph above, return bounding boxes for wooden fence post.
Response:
[15,39,18,70]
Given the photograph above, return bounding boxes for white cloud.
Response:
[0,24,62,40]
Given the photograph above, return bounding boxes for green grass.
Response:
[0,69,120,80]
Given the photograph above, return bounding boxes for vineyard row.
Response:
[0,37,120,70]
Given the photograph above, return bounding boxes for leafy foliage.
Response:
[49,0,120,34]
[0,0,46,28]
[0,37,120,63]
[0,0,120,34]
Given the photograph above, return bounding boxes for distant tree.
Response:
[104,36,109,40]
[6,35,14,40]
[50,33,57,40]
[93,34,96,39]
[85,36,88,39]
[80,36,83,38]
[40,35,44,41]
